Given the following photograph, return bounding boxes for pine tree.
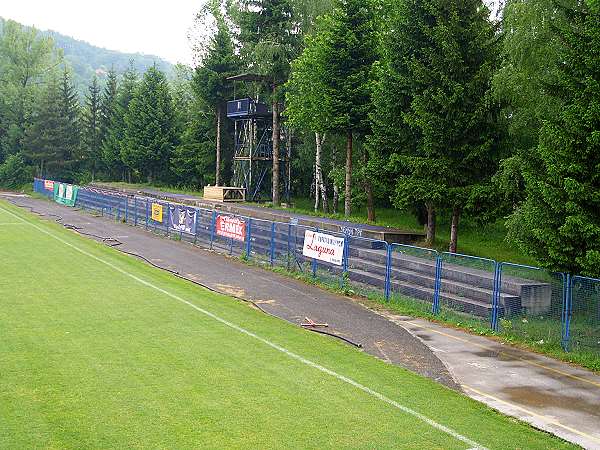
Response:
[192,15,239,186]
[320,0,377,218]
[373,0,500,251]
[100,67,118,148]
[123,65,177,182]
[81,76,102,179]
[22,70,80,179]
[230,0,300,205]
[507,2,600,276]
[102,62,137,180]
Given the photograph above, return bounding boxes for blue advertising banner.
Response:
[168,205,197,234]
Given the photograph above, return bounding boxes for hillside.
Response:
[0,17,174,94]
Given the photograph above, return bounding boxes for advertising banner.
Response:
[151,203,163,223]
[302,230,345,266]
[44,180,54,191]
[53,182,79,207]
[168,205,197,234]
[216,215,246,242]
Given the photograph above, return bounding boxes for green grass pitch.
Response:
[0,200,574,449]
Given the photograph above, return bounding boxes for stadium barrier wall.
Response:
[32,178,596,355]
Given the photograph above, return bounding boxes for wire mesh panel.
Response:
[247,218,273,265]
[497,263,565,349]
[345,236,387,298]
[271,222,296,270]
[438,253,497,326]
[193,208,214,249]
[388,244,439,314]
[568,276,600,355]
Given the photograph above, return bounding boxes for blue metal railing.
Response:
[33,178,593,354]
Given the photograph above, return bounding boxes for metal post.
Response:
[125,198,129,223]
[145,199,149,230]
[562,273,572,351]
[341,235,350,290]
[287,223,292,271]
[311,228,318,279]
[491,262,502,332]
[193,210,199,245]
[210,210,216,249]
[384,244,392,301]
[166,204,170,237]
[270,222,276,267]
[246,218,252,259]
[433,255,442,314]
[133,198,138,226]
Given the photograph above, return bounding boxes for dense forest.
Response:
[0,16,174,96]
[0,0,598,277]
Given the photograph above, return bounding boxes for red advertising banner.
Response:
[216,215,246,241]
[44,180,54,191]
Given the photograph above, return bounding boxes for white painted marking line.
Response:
[0,204,487,450]
[0,222,29,225]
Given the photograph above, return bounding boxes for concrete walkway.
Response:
[5,193,600,449]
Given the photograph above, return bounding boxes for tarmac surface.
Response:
[4,193,600,449]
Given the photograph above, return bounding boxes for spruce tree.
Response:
[103,63,137,180]
[123,66,177,182]
[230,0,300,205]
[320,0,377,218]
[100,67,118,148]
[372,0,500,251]
[507,2,600,276]
[81,76,102,179]
[193,15,239,186]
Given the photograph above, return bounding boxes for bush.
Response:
[0,154,32,189]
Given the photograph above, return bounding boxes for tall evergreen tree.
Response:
[102,63,137,180]
[319,0,377,218]
[193,13,239,186]
[230,0,300,205]
[100,67,118,147]
[372,0,500,251]
[22,70,80,179]
[123,66,177,182]
[81,76,102,179]
[507,1,600,276]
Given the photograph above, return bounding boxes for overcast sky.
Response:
[0,1,203,65]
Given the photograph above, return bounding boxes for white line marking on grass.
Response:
[0,222,31,225]
[0,203,487,450]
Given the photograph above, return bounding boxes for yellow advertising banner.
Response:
[151,203,163,222]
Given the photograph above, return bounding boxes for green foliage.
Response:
[81,76,102,179]
[123,66,177,182]
[0,153,32,188]
[507,2,600,276]
[102,64,138,179]
[371,0,502,245]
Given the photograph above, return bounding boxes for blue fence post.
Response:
[210,210,216,250]
[246,218,252,259]
[311,228,318,279]
[561,273,572,351]
[125,198,129,223]
[432,254,442,314]
[145,200,149,229]
[384,243,392,301]
[491,262,502,332]
[193,210,199,245]
[287,223,292,271]
[133,197,138,226]
[269,222,276,267]
[340,234,350,289]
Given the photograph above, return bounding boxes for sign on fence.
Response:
[303,230,345,266]
[44,180,54,191]
[169,205,197,234]
[53,182,78,207]
[216,215,246,241]
[151,203,163,222]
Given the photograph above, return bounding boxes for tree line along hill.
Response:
[0,16,174,96]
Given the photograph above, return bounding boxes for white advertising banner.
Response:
[302,230,345,266]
